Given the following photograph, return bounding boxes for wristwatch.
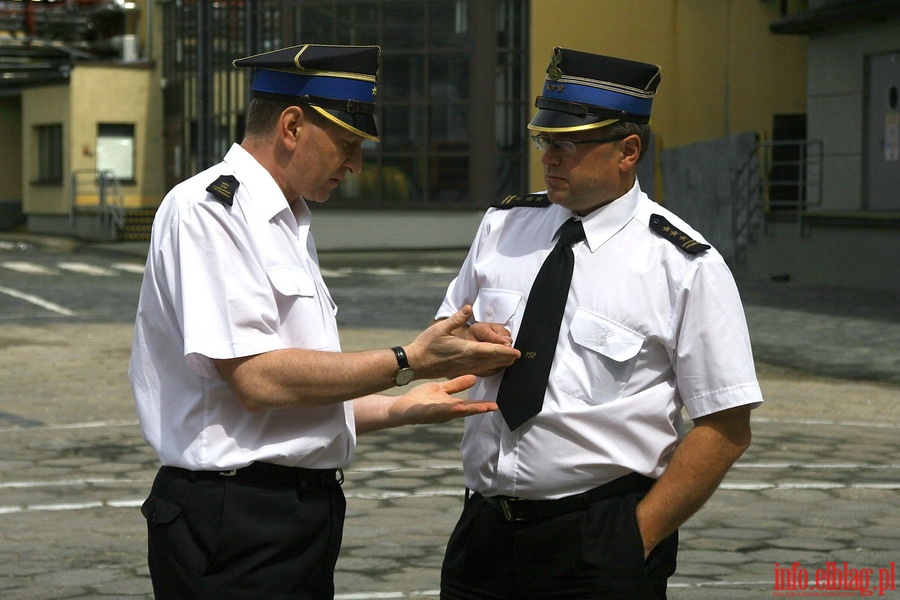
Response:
[391,346,415,386]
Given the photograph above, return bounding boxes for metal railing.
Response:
[732,140,764,263]
[70,169,125,239]
[757,139,824,234]
[659,134,825,263]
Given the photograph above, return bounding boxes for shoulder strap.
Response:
[649,214,710,255]
[206,175,240,206]
[491,193,551,209]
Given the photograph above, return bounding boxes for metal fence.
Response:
[659,133,823,261]
[70,169,124,240]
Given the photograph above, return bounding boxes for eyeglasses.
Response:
[530,134,628,154]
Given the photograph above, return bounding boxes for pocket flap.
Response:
[569,309,644,362]
[266,266,316,298]
[142,496,182,525]
[472,289,523,325]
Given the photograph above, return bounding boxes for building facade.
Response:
[742,0,900,291]
[3,0,896,290]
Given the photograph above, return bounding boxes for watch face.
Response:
[394,368,415,386]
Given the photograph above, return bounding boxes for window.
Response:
[97,123,136,182]
[35,124,63,184]
[294,0,529,208]
[161,0,529,209]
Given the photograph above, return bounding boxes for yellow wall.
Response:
[69,63,165,209]
[22,85,70,214]
[528,0,808,191]
[22,63,164,216]
[14,0,165,220]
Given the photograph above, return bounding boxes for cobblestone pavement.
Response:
[0,238,897,599]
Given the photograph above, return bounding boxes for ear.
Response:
[618,134,642,172]
[279,106,304,150]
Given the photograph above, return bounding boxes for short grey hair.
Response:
[243,96,324,139]
[601,121,652,164]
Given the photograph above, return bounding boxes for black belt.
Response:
[162,462,343,488]
[478,472,654,522]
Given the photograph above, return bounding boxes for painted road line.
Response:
[735,462,899,469]
[351,464,464,473]
[753,416,899,429]
[3,482,898,517]
[111,262,147,274]
[0,420,138,434]
[721,482,900,490]
[365,268,407,276]
[57,262,116,276]
[0,285,76,316]
[0,477,152,489]
[336,592,438,599]
[320,268,354,278]
[0,261,57,275]
[667,581,772,588]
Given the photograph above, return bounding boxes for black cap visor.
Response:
[315,106,379,142]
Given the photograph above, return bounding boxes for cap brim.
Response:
[313,106,380,142]
[527,108,619,133]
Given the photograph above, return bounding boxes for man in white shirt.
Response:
[437,48,763,599]
[129,44,519,600]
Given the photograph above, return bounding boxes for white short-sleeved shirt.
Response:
[436,181,763,500]
[129,144,355,471]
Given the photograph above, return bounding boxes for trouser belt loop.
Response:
[480,472,655,522]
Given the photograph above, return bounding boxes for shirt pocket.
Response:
[555,308,645,405]
[472,288,524,333]
[265,266,335,350]
[266,266,317,298]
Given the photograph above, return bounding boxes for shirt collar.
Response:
[574,180,642,253]
[222,144,299,223]
[222,143,312,239]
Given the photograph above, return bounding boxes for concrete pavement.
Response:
[0,235,897,599]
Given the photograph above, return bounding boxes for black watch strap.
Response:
[391,346,410,369]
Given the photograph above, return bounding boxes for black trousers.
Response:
[441,477,678,600]
[142,463,345,600]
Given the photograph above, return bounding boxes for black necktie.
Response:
[496,218,586,430]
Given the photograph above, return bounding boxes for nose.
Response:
[541,145,561,166]
[345,145,363,175]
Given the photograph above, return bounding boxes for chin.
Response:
[306,191,333,203]
[545,190,568,206]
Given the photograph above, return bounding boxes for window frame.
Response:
[34,123,64,185]
[96,122,137,184]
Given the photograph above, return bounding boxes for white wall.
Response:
[310,210,485,251]
[806,19,900,212]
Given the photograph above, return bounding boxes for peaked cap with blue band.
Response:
[233,44,381,141]
[528,48,662,133]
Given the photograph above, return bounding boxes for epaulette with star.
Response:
[491,193,551,209]
[206,175,240,206]
[649,214,710,255]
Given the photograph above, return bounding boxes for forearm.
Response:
[635,405,753,557]
[216,347,398,411]
[352,394,399,435]
[214,307,517,413]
